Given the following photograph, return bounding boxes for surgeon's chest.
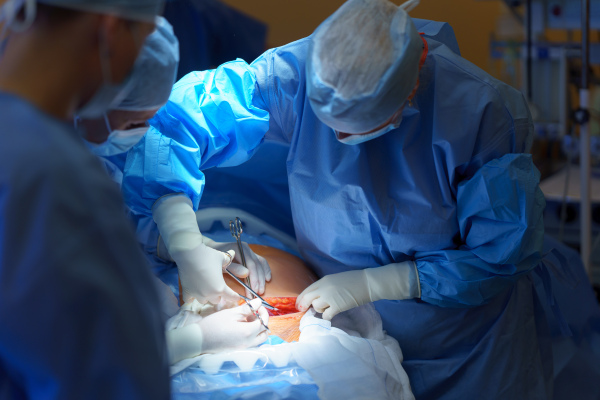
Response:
[287,123,459,257]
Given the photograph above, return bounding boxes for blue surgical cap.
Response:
[115,16,179,111]
[307,0,423,134]
[37,0,163,22]
[0,0,163,40]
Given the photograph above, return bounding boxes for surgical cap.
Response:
[306,0,423,134]
[37,0,163,22]
[0,0,163,39]
[114,16,179,111]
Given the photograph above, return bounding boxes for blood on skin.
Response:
[264,297,298,316]
[178,244,318,342]
[237,296,306,342]
[229,245,317,342]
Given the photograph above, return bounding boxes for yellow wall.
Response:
[221,0,505,74]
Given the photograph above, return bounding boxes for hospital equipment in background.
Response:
[540,166,600,285]
[489,0,600,287]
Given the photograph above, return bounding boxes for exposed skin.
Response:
[81,108,159,143]
[0,8,155,120]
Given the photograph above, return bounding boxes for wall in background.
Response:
[221,0,505,76]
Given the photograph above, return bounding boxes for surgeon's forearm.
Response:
[414,256,532,308]
[152,194,202,253]
[413,154,544,308]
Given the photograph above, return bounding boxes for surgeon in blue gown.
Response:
[120,0,598,398]
[0,0,170,398]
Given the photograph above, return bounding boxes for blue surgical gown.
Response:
[0,93,170,399]
[536,236,600,400]
[123,20,560,399]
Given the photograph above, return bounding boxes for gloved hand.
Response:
[152,194,239,305]
[203,237,272,296]
[166,298,269,364]
[296,261,420,320]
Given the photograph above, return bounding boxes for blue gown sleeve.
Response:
[414,154,546,307]
[122,60,271,216]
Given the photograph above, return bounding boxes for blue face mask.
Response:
[335,118,402,145]
[92,126,149,155]
[76,27,140,119]
[76,79,133,119]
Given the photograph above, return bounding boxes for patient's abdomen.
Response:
[228,245,317,342]
[225,244,317,297]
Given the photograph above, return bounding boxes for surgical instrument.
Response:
[224,267,279,311]
[239,294,270,334]
[230,217,251,288]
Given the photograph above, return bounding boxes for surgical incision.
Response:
[227,244,318,342]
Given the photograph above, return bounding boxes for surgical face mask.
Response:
[93,126,149,156]
[111,125,149,143]
[76,68,134,120]
[335,118,402,145]
[76,26,142,119]
[335,102,406,145]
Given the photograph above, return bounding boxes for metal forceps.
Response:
[224,268,278,311]
[229,217,251,288]
[226,216,279,313]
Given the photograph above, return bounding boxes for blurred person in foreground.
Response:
[0,0,170,397]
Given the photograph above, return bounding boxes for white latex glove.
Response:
[202,237,272,296]
[165,298,269,364]
[152,194,238,305]
[296,261,421,321]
